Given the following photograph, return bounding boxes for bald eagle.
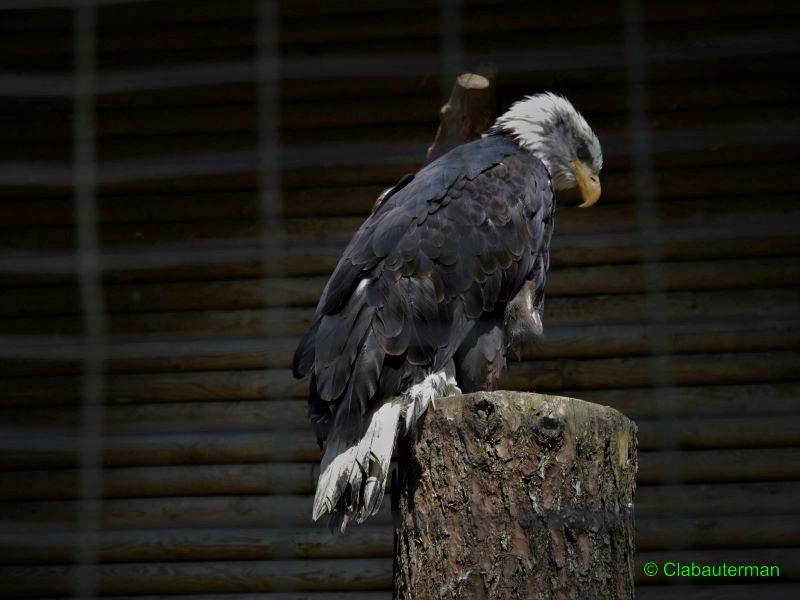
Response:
[293,93,602,530]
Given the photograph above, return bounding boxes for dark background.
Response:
[0,0,798,598]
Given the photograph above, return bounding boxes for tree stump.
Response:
[394,391,637,599]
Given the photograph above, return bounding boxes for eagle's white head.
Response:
[491,92,603,207]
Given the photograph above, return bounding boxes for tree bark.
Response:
[394,391,637,599]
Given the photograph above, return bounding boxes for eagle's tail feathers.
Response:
[313,363,460,531]
[312,396,403,530]
[357,407,399,520]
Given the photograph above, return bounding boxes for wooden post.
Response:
[373,71,495,215]
[426,72,496,163]
[394,391,637,599]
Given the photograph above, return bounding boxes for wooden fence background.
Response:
[0,0,798,598]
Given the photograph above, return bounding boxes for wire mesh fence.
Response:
[0,0,798,597]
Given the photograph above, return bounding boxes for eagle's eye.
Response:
[575,142,591,163]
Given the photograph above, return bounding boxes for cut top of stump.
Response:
[414,390,637,471]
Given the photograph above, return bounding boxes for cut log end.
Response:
[456,73,490,90]
[394,391,638,599]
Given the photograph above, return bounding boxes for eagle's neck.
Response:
[488,124,556,176]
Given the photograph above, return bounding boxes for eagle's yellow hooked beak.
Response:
[571,158,601,208]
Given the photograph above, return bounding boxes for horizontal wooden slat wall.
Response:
[1,0,799,598]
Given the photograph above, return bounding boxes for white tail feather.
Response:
[312,397,403,529]
[312,362,461,531]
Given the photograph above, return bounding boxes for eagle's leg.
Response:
[403,360,460,431]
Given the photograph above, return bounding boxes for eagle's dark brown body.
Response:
[293,133,555,445]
